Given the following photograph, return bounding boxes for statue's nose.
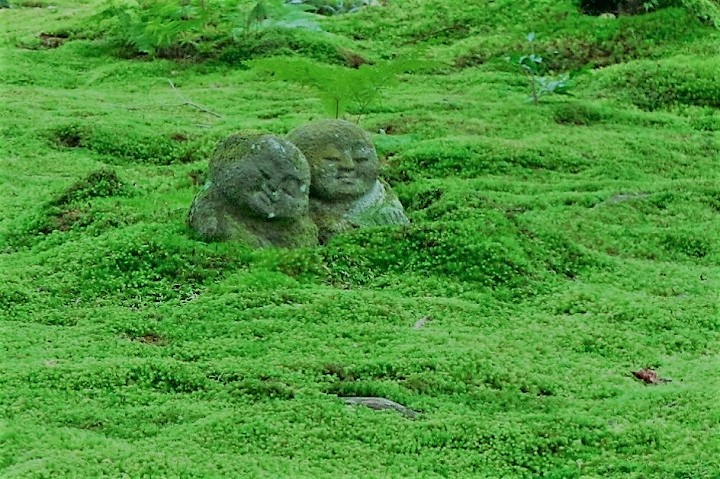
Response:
[337,153,355,170]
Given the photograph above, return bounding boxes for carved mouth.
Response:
[252,192,277,214]
[336,176,357,183]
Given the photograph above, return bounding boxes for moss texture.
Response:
[2,0,720,477]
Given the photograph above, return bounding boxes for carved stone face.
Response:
[216,136,310,219]
[287,120,379,201]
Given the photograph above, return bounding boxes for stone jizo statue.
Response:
[187,133,318,248]
[287,119,409,243]
[188,121,409,247]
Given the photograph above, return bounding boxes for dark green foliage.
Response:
[296,0,376,16]
[661,229,712,259]
[457,7,706,71]
[580,0,720,27]
[225,378,296,400]
[88,0,343,61]
[0,285,30,312]
[523,227,601,278]
[85,126,186,164]
[52,122,86,147]
[688,109,720,131]
[682,0,720,26]
[551,102,605,125]
[216,27,356,65]
[541,10,701,70]
[580,0,671,15]
[93,0,208,58]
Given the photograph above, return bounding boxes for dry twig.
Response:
[167,80,223,118]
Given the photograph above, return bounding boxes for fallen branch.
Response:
[167,80,223,119]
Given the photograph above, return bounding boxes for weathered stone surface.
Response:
[287,119,409,242]
[341,396,420,418]
[188,133,318,248]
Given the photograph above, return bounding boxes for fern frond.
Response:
[248,56,438,120]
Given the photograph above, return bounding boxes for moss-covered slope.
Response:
[1,1,719,477]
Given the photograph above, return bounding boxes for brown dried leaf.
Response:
[632,368,671,385]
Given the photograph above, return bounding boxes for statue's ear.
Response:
[213,163,239,204]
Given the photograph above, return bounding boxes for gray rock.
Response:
[341,396,420,418]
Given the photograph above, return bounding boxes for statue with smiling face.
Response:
[287,119,409,243]
[187,133,318,248]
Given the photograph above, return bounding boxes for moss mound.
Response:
[36,224,248,302]
[590,56,720,110]
[320,208,595,291]
[51,122,210,165]
[3,169,134,249]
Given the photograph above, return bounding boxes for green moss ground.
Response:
[1,1,719,477]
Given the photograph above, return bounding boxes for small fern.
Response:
[92,0,321,58]
[248,56,435,120]
[681,0,720,27]
[93,0,208,57]
[241,0,321,37]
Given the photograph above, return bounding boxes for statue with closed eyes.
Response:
[287,120,409,243]
[187,133,319,248]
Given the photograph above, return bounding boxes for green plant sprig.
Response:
[506,32,590,104]
[248,56,437,121]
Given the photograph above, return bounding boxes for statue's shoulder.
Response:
[346,179,409,226]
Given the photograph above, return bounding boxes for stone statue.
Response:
[287,119,409,242]
[187,133,318,248]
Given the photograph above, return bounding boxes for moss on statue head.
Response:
[208,130,267,180]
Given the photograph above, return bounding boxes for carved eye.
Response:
[324,157,342,162]
[354,157,368,163]
[281,177,301,195]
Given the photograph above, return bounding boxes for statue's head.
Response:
[212,134,311,219]
[287,120,379,201]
